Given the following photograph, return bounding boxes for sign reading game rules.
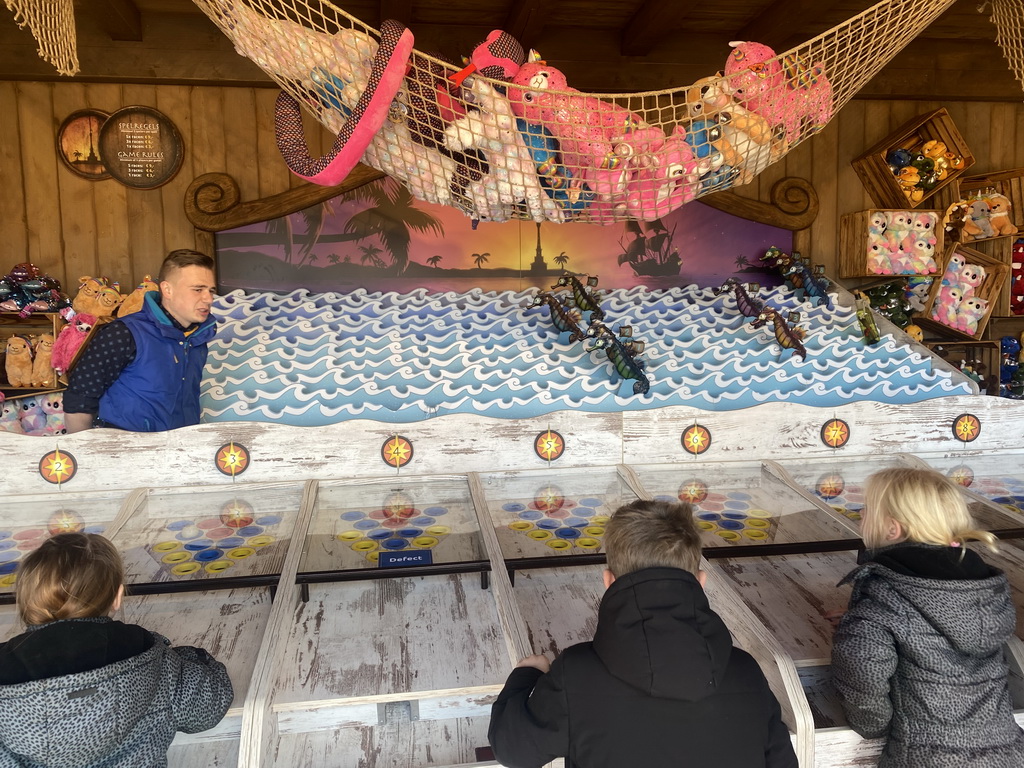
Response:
[98,106,184,190]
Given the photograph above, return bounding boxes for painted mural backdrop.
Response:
[215,178,792,294]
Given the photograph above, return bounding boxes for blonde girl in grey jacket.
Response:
[832,467,1024,768]
[0,533,232,767]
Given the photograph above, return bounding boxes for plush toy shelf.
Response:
[0,312,65,395]
[852,108,974,210]
[916,244,1009,340]
[838,208,943,278]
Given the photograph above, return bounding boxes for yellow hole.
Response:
[577,537,601,549]
[411,536,439,549]
[697,521,717,531]
[352,540,378,552]
[366,550,380,563]
[154,541,181,553]
[162,551,191,564]
[171,562,201,576]
[546,539,571,549]
[227,547,255,560]
[205,560,234,574]
[715,530,741,542]
[337,531,362,541]
[591,516,610,525]
[743,528,769,540]
[528,530,553,541]
[746,508,772,519]
[509,521,534,531]
[0,574,17,588]
[248,535,274,547]
[747,518,770,529]
[426,525,450,536]
[584,526,605,536]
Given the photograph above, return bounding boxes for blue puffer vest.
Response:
[98,292,217,432]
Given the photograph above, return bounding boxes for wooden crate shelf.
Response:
[0,312,66,395]
[917,243,1009,340]
[851,108,974,210]
[839,208,943,279]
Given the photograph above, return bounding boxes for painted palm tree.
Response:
[294,199,335,268]
[554,251,570,268]
[328,253,341,265]
[734,254,750,269]
[265,214,295,264]
[344,178,444,275]
[427,255,443,268]
[473,252,490,269]
[359,244,384,266]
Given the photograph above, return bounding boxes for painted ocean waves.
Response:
[200,286,972,425]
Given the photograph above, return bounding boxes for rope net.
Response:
[991,0,1024,95]
[192,0,957,225]
[4,0,78,76]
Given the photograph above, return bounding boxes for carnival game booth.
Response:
[3,395,1024,767]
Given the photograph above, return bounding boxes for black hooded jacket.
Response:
[488,567,798,768]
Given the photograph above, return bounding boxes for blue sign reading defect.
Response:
[379,550,433,568]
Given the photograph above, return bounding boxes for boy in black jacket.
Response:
[488,499,798,768]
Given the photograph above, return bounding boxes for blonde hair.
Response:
[604,499,702,577]
[15,533,124,626]
[862,467,998,552]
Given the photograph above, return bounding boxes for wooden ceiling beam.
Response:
[732,0,843,52]
[504,1,550,51]
[90,0,143,42]
[621,0,689,57]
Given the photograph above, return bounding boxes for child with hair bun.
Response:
[0,532,233,767]
[832,467,1024,767]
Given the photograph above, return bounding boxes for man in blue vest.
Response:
[64,250,218,433]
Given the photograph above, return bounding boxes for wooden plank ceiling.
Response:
[0,0,1019,100]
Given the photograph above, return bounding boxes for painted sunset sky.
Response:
[216,178,794,292]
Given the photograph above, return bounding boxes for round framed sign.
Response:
[98,106,184,190]
[56,109,111,180]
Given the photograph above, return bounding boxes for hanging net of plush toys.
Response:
[189,0,961,225]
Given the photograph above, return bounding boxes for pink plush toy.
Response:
[932,285,963,326]
[0,396,23,434]
[866,233,891,274]
[885,210,912,238]
[51,312,96,376]
[506,52,662,182]
[625,129,700,221]
[40,393,65,435]
[909,238,937,274]
[868,211,887,237]
[911,213,937,243]
[957,263,987,294]
[724,42,832,147]
[940,253,966,286]
[956,296,989,335]
[17,396,46,435]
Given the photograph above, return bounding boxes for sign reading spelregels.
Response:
[98,106,184,190]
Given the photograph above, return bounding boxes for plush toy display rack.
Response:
[0,312,65,398]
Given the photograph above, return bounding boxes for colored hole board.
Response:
[300,476,485,571]
[0,490,130,592]
[111,484,304,583]
[477,468,638,559]
[908,451,1024,531]
[630,462,858,548]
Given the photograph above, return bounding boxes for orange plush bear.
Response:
[72,276,108,316]
[117,275,158,317]
[4,334,33,387]
[30,332,56,388]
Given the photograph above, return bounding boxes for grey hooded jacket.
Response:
[831,543,1024,768]
[0,629,232,767]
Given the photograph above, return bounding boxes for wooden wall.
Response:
[1,80,1023,292]
[0,81,334,290]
